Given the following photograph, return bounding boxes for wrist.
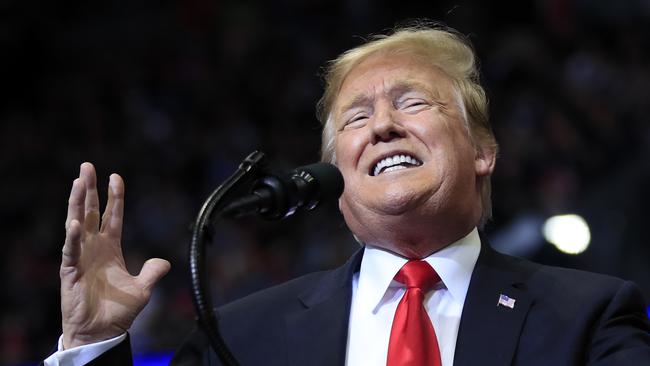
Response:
[62,328,125,350]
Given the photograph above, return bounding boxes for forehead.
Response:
[334,52,455,110]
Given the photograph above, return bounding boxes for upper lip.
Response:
[368,150,423,176]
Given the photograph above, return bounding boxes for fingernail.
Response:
[72,178,81,189]
[109,174,117,194]
[80,162,90,177]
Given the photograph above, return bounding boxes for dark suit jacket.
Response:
[92,243,650,365]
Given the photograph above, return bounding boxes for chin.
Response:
[368,186,429,216]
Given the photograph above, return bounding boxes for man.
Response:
[45,25,650,365]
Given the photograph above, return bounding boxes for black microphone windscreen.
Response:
[295,163,344,200]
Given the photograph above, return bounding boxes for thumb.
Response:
[137,258,171,291]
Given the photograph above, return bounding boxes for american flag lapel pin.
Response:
[497,294,516,309]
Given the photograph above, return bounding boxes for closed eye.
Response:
[343,114,368,129]
[399,98,430,112]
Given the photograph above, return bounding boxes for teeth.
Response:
[372,154,422,176]
[384,165,407,173]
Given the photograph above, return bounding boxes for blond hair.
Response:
[317,24,498,227]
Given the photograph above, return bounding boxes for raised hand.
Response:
[60,163,171,349]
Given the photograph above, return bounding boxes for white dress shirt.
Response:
[44,228,480,366]
[43,333,126,366]
[345,228,480,366]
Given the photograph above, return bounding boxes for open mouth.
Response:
[370,153,423,176]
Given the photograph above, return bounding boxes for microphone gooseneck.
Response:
[190,152,344,366]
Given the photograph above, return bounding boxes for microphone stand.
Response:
[189,151,267,366]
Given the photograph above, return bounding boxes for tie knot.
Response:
[394,260,440,292]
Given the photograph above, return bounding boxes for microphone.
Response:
[222,162,344,220]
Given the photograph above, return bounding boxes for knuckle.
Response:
[61,249,74,261]
[59,265,75,277]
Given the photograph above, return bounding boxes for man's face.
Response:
[333,52,492,243]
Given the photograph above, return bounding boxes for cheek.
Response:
[406,112,447,142]
[334,132,365,169]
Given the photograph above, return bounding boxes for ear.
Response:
[474,145,496,177]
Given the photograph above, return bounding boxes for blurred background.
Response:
[2,0,650,364]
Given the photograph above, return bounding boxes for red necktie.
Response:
[387,260,442,366]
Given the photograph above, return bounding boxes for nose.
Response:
[370,103,406,144]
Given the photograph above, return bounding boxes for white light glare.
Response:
[542,214,591,255]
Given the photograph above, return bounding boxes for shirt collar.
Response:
[356,227,481,313]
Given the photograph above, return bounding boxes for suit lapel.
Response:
[453,243,535,366]
[285,248,364,366]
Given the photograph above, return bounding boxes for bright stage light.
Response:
[542,214,591,255]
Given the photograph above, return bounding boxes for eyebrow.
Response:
[388,80,435,100]
[338,79,435,115]
[339,93,374,115]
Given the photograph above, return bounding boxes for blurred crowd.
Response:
[2,0,649,364]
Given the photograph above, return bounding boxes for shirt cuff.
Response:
[43,333,127,366]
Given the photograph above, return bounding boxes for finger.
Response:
[62,219,82,267]
[137,258,171,293]
[80,162,100,233]
[100,174,125,237]
[65,178,86,230]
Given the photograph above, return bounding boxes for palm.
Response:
[60,163,170,349]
